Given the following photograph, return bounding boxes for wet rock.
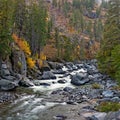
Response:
[58,79,67,84]
[52,69,66,74]
[51,89,63,94]
[18,77,34,87]
[102,90,114,98]
[66,100,76,105]
[40,83,50,86]
[41,71,56,80]
[71,72,89,86]
[105,111,120,120]
[65,62,78,71]
[53,115,67,120]
[63,87,73,93]
[48,61,63,70]
[0,79,18,91]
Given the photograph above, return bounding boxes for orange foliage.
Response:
[12,34,31,56]
[27,57,35,68]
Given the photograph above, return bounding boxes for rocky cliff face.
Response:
[11,48,27,77]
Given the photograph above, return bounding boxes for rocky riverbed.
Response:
[0,59,120,120]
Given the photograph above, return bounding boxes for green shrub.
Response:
[97,102,120,112]
[92,83,101,89]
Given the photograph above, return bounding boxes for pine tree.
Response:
[0,0,14,74]
[97,0,120,80]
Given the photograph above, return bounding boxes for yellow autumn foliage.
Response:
[12,34,31,56]
[40,52,46,61]
[27,57,35,68]
[38,59,43,67]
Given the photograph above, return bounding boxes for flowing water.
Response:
[0,67,87,120]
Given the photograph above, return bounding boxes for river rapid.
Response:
[0,60,120,120]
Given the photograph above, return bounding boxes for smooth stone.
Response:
[102,90,114,98]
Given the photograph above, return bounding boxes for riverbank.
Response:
[0,59,120,120]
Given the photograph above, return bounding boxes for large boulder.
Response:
[47,61,63,70]
[71,72,89,86]
[0,79,18,91]
[18,77,34,87]
[41,71,56,80]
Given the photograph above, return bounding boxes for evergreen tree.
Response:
[97,0,120,81]
[0,0,14,74]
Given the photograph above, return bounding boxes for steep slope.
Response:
[43,0,107,61]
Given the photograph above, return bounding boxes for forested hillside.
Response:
[44,0,108,60]
[97,0,120,84]
[0,0,108,77]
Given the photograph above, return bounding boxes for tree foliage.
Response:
[97,0,120,83]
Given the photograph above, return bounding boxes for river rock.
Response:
[102,90,114,98]
[0,79,18,91]
[40,83,50,86]
[53,115,67,120]
[41,71,56,80]
[18,77,34,87]
[71,72,89,86]
[0,92,17,103]
[105,111,120,120]
[52,69,66,74]
[58,79,67,84]
[48,61,63,70]
[1,68,10,76]
[63,87,73,93]
[86,112,107,120]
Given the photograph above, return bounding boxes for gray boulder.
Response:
[0,79,18,91]
[102,90,114,98]
[18,77,34,87]
[41,71,56,80]
[71,72,89,86]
